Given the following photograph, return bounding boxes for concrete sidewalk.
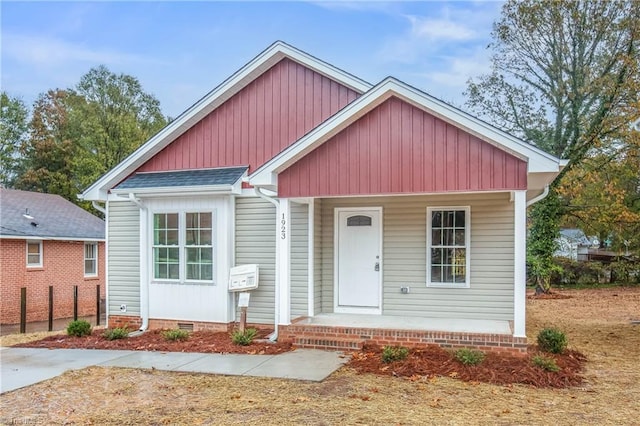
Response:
[0,347,349,394]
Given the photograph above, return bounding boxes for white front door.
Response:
[335,208,382,314]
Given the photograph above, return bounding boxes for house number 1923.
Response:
[281,214,286,239]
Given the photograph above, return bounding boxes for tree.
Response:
[0,92,29,187]
[14,90,79,202]
[465,0,639,293]
[71,65,167,191]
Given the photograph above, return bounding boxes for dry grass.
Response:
[1,287,639,425]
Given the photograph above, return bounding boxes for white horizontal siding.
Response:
[290,202,309,319]
[235,197,276,324]
[107,200,140,316]
[320,193,515,321]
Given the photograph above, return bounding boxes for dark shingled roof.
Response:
[0,188,105,240]
[114,167,248,190]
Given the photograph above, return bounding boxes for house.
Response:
[555,228,599,261]
[0,188,105,326]
[80,42,566,354]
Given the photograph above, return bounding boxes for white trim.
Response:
[426,206,471,289]
[111,184,239,197]
[105,200,110,327]
[513,190,527,337]
[277,198,291,325]
[333,206,383,315]
[249,78,565,188]
[26,240,43,268]
[307,199,315,317]
[80,41,371,202]
[1,235,104,242]
[83,242,99,277]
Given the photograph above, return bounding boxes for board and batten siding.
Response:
[290,202,309,319]
[320,193,515,320]
[235,197,276,324]
[107,200,141,316]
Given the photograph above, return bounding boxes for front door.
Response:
[335,208,382,314]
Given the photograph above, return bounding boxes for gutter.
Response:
[254,185,280,342]
[92,201,106,215]
[128,193,149,336]
[526,185,550,207]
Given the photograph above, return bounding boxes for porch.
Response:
[279,314,528,355]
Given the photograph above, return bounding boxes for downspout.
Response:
[128,193,149,336]
[254,186,280,342]
[92,201,106,215]
[526,185,550,207]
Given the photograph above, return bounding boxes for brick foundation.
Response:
[279,321,528,356]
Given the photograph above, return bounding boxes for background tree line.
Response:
[1,65,168,214]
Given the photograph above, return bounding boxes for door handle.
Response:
[374,262,380,271]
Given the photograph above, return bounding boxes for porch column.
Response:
[277,198,291,325]
[307,199,315,317]
[513,190,527,337]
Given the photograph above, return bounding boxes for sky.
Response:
[1,1,504,119]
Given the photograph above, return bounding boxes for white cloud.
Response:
[3,33,151,67]
[407,15,476,41]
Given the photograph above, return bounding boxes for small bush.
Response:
[67,320,92,337]
[454,348,486,365]
[381,346,409,363]
[162,329,190,342]
[231,328,257,346]
[537,328,568,354]
[532,355,560,372]
[103,327,129,341]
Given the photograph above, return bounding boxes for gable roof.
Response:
[249,77,567,191]
[80,41,372,201]
[0,188,104,240]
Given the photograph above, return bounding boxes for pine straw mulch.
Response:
[13,328,293,355]
[348,343,586,388]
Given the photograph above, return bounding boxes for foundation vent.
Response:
[177,323,194,332]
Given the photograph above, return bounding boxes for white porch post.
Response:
[307,199,315,317]
[277,198,291,325]
[513,190,527,337]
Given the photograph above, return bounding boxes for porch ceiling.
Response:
[295,314,513,335]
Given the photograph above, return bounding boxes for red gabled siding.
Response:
[278,97,527,198]
[137,58,360,174]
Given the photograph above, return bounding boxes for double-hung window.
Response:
[26,240,42,267]
[427,207,470,287]
[84,243,98,277]
[153,211,214,283]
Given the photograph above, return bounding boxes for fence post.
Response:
[96,284,101,326]
[48,286,54,331]
[20,287,26,334]
[73,285,78,321]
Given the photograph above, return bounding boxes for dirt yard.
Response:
[1,286,639,425]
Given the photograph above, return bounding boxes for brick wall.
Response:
[279,322,528,356]
[0,239,106,324]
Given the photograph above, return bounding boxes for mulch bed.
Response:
[14,329,587,388]
[14,328,293,355]
[527,291,573,300]
[347,343,587,389]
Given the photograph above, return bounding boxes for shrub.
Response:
[550,258,605,286]
[537,328,567,354]
[231,328,257,346]
[103,327,129,341]
[381,346,409,363]
[162,329,190,342]
[454,348,486,365]
[532,355,560,372]
[67,320,92,337]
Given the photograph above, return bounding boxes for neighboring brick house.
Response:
[0,188,105,326]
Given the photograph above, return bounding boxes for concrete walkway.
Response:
[0,347,349,394]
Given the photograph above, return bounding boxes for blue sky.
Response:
[1,1,503,118]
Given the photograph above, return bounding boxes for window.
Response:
[26,240,42,267]
[84,243,98,277]
[427,207,470,287]
[153,211,214,283]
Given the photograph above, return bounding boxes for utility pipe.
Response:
[254,186,281,342]
[128,193,149,336]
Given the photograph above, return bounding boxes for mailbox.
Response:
[228,264,259,292]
